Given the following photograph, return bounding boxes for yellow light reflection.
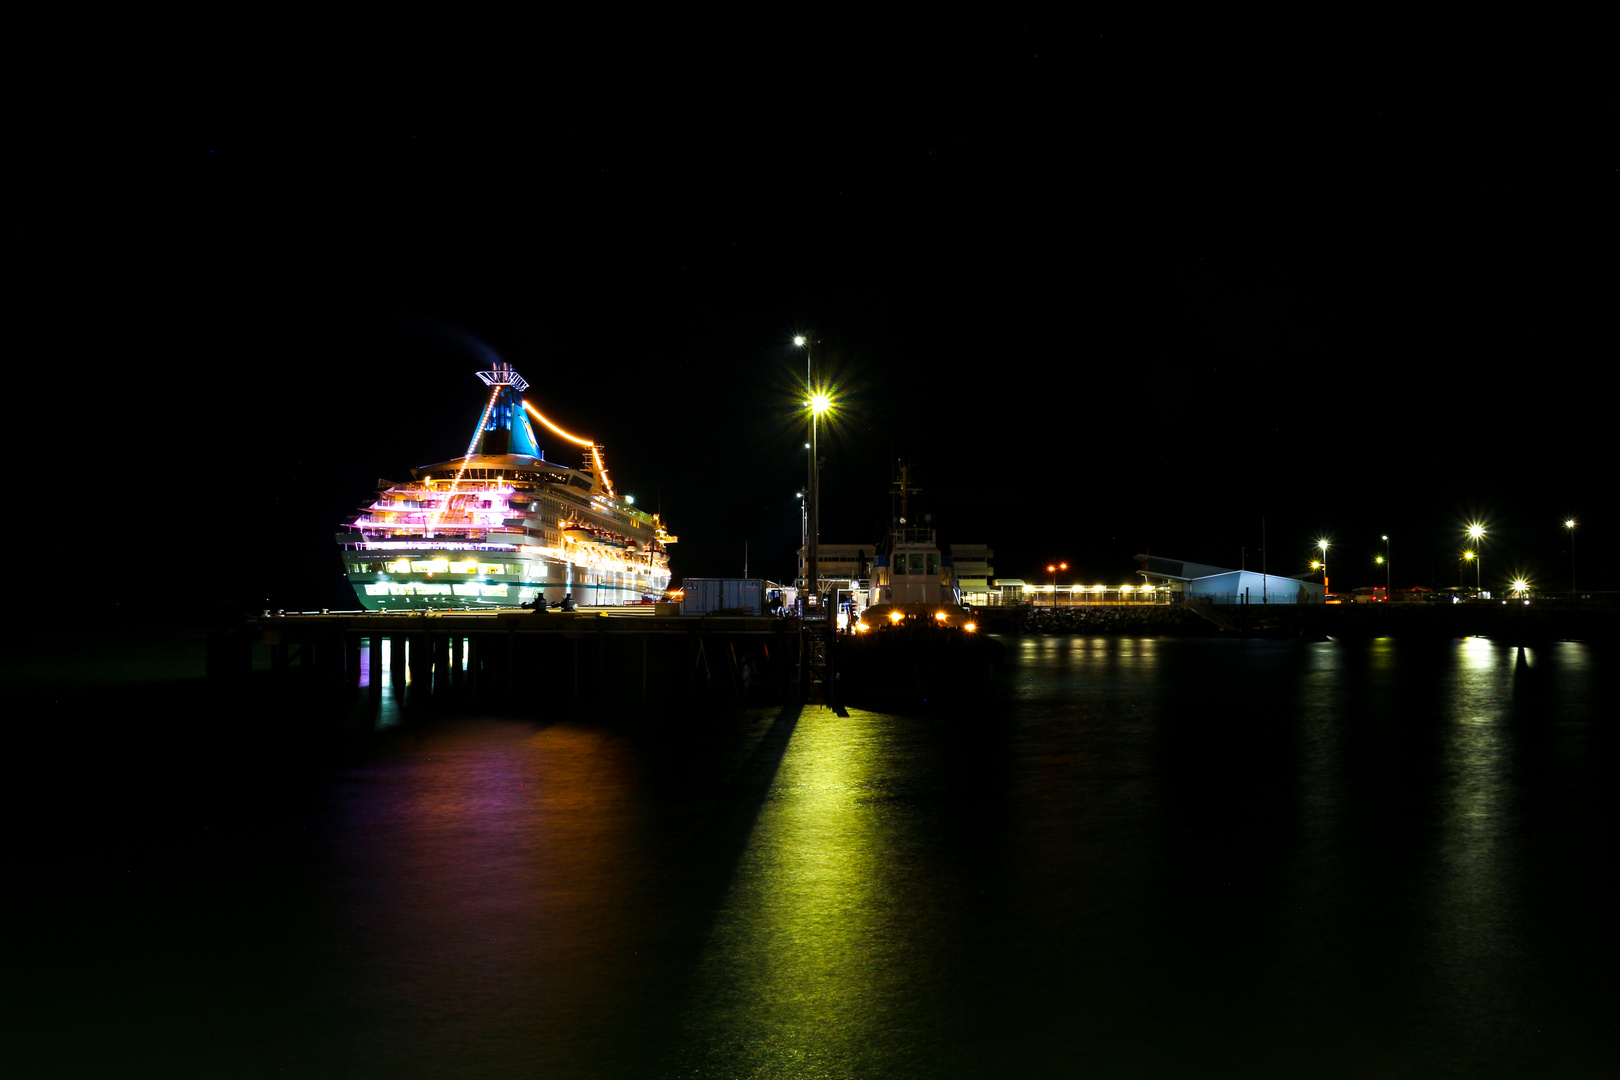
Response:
[683,705,894,1071]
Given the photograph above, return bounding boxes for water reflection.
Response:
[66,633,1600,1079]
[671,705,912,1078]
[321,719,664,1079]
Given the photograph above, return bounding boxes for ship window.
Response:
[479,563,506,575]
[908,553,926,575]
[927,554,939,575]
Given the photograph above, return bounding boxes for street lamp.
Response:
[1464,523,1486,596]
[795,335,831,615]
[1316,539,1330,594]
[1380,534,1390,593]
[1463,550,1478,594]
[1047,561,1068,610]
[1565,518,1577,593]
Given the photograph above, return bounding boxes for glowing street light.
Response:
[794,335,831,615]
[1464,523,1486,595]
[1565,518,1577,593]
[1380,534,1391,593]
[1316,538,1330,594]
[1047,561,1068,610]
[1462,550,1479,594]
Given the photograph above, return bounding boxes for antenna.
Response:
[475,362,529,391]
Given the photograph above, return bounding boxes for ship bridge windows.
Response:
[895,553,940,576]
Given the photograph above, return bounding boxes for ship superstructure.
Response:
[860,463,973,629]
[336,363,676,610]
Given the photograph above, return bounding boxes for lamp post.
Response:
[1565,518,1577,594]
[1381,534,1390,593]
[1465,523,1485,596]
[1463,550,1477,595]
[795,335,830,616]
[1047,561,1068,610]
[1317,539,1330,595]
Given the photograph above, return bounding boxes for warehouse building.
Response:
[1134,554,1325,604]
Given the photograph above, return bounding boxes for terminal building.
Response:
[1134,554,1325,604]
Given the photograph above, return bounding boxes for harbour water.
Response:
[7,633,1616,1078]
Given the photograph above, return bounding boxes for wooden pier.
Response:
[209,611,811,709]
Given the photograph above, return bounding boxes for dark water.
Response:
[7,634,1616,1078]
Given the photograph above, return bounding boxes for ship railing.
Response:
[888,526,938,545]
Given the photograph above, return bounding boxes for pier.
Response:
[210,610,811,710]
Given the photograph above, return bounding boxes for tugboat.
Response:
[858,462,976,631]
[837,464,1001,703]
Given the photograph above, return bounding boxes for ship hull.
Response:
[339,456,673,611]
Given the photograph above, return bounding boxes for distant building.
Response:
[1134,554,1325,604]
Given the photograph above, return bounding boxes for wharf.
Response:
[210,610,809,708]
[988,599,1620,640]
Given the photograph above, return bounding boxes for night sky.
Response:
[18,32,1612,613]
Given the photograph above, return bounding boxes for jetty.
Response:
[210,609,811,709]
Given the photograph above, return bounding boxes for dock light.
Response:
[1510,577,1530,597]
[809,392,832,415]
[889,610,905,624]
[934,610,949,623]
[1565,518,1577,592]
[964,622,977,633]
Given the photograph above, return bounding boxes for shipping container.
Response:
[680,578,765,615]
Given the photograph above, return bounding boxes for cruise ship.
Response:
[335,363,676,611]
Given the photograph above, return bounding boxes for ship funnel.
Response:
[476,362,530,392]
[472,363,540,457]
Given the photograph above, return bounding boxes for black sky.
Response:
[16,30,1613,612]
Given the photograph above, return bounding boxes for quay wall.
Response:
[976,602,1620,640]
[210,611,807,711]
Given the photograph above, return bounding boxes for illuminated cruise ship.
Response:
[335,363,676,611]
